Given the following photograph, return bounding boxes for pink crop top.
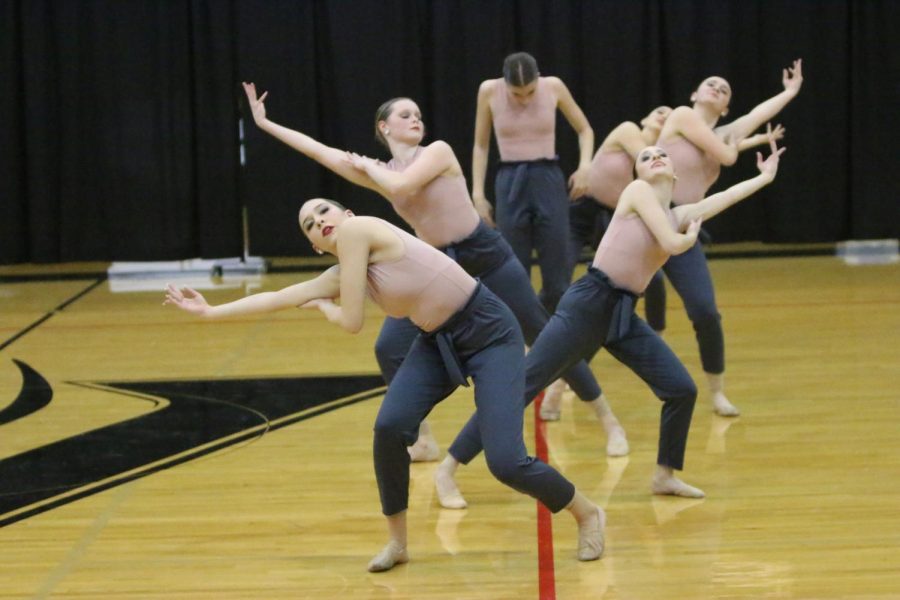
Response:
[658,137,721,205]
[366,220,477,332]
[587,149,635,209]
[489,78,557,161]
[592,208,680,294]
[385,147,481,247]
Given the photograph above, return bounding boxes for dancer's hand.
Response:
[568,165,591,200]
[782,59,803,95]
[242,82,269,126]
[685,217,702,240]
[163,284,210,316]
[757,125,787,181]
[472,194,495,227]
[300,298,341,322]
[767,122,785,142]
[344,151,376,172]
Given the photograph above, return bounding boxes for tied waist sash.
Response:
[420,281,487,387]
[585,267,639,344]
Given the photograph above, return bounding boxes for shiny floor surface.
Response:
[0,255,898,599]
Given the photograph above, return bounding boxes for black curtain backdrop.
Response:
[1,0,243,262]
[2,0,898,262]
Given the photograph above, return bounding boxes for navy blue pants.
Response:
[374,284,576,515]
[495,159,572,313]
[661,241,724,374]
[448,268,697,471]
[568,197,667,331]
[375,220,601,402]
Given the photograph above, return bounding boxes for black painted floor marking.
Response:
[0,365,385,527]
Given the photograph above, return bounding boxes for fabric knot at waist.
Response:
[586,267,639,343]
[420,282,487,387]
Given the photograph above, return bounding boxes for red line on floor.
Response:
[533,391,556,600]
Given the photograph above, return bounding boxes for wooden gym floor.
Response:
[0,250,898,599]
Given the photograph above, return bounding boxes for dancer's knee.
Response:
[660,377,698,403]
[374,339,405,385]
[485,454,527,488]
[689,309,721,332]
[374,415,418,447]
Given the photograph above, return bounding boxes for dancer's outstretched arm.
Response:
[242,82,381,193]
[718,59,803,141]
[344,141,458,198]
[164,267,340,319]
[737,123,785,152]
[675,133,785,225]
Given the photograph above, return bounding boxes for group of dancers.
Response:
[164,52,802,572]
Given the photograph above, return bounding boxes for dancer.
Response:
[568,108,781,334]
[472,51,594,313]
[241,85,627,477]
[435,134,786,506]
[656,59,803,416]
[163,199,606,569]
[569,106,673,328]
[542,106,672,422]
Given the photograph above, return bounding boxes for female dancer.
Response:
[568,108,782,330]
[435,136,786,505]
[551,108,784,421]
[471,51,594,313]
[656,59,803,416]
[569,107,673,325]
[541,106,672,422]
[240,85,628,486]
[163,199,605,570]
